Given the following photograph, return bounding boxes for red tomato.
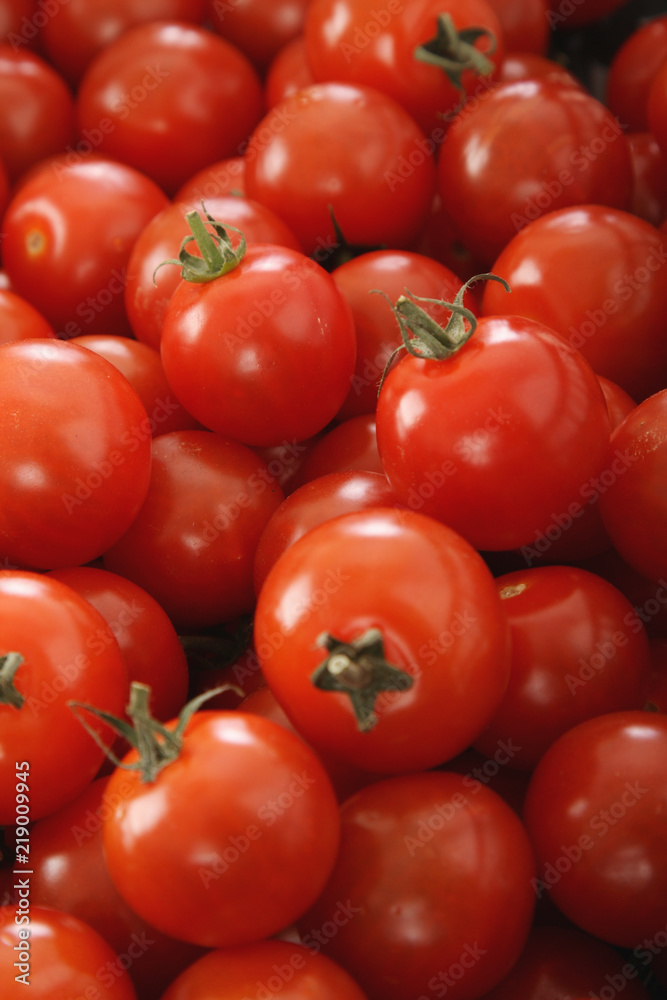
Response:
[40,0,207,86]
[597,375,637,430]
[0,288,55,344]
[206,0,312,71]
[0,340,152,570]
[174,156,246,202]
[473,566,652,771]
[161,939,368,1000]
[0,571,128,823]
[2,159,168,339]
[253,435,323,496]
[498,51,582,88]
[628,132,667,228]
[599,388,667,584]
[254,507,510,773]
[298,772,536,1000]
[303,0,504,136]
[293,415,384,487]
[265,35,315,108]
[481,206,667,402]
[523,711,667,946]
[0,906,138,999]
[102,709,341,948]
[376,311,611,552]
[103,430,284,628]
[76,22,263,195]
[244,82,437,258]
[0,45,74,182]
[484,0,549,54]
[160,241,356,447]
[647,59,667,159]
[438,80,632,264]
[0,1,37,49]
[606,15,667,133]
[254,470,398,592]
[125,196,302,350]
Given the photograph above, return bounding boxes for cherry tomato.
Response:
[244,82,437,258]
[265,35,315,108]
[647,59,667,159]
[523,710,667,946]
[298,772,536,1000]
[498,51,582,88]
[103,430,284,628]
[206,0,312,71]
[0,288,55,344]
[293,415,384,487]
[174,156,246,203]
[254,507,510,773]
[0,340,152,570]
[76,21,263,195]
[484,0,549,54]
[102,709,341,948]
[0,571,128,823]
[0,1,37,49]
[628,132,667,228]
[606,14,667,133]
[597,375,637,430]
[2,159,168,339]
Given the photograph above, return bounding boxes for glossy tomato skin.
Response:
[103,430,284,628]
[206,0,311,71]
[2,159,168,339]
[0,572,129,823]
[0,906,138,1000]
[0,288,55,344]
[76,22,263,195]
[606,14,667,133]
[523,711,667,946]
[628,132,667,229]
[376,314,611,552]
[473,566,652,771]
[126,196,302,351]
[174,155,246,202]
[293,415,383,487]
[264,35,315,108]
[298,772,536,1000]
[103,712,341,948]
[484,0,549,54]
[0,340,152,570]
[161,939,368,1000]
[160,244,357,447]
[498,51,582,88]
[438,80,633,265]
[40,0,207,86]
[244,82,437,258]
[599,389,667,584]
[254,507,510,773]
[481,206,667,402]
[304,0,504,136]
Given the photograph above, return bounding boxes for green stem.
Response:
[415,13,497,118]
[0,653,25,710]
[153,203,246,284]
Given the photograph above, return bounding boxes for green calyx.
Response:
[311,627,413,733]
[153,204,246,284]
[0,652,25,710]
[415,13,497,119]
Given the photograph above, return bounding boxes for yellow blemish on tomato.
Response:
[499,583,527,600]
[26,229,47,258]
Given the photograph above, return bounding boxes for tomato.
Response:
[0,340,152,570]
[606,15,667,133]
[0,571,128,823]
[23,778,206,1000]
[628,132,667,229]
[331,248,477,419]
[254,507,510,773]
[103,430,284,628]
[484,0,549,54]
[303,0,504,137]
[76,21,263,196]
[161,939,368,1000]
[545,0,628,29]
[2,159,168,339]
[40,0,207,86]
[160,240,356,447]
[598,375,637,430]
[293,415,384,487]
[376,309,611,552]
[70,334,201,436]
[206,0,312,71]
[498,52,582,88]
[265,35,315,108]
[481,206,667,402]
[174,156,246,202]
[0,288,55,344]
[0,1,37,49]
[102,708,340,948]
[298,772,536,1000]
[523,710,667,946]
[253,435,323,496]
[244,82,437,258]
[647,59,667,159]
[438,80,632,265]
[598,389,667,584]
[254,470,398,592]
[0,905,138,999]
[47,567,189,725]
[125,196,302,351]
[473,566,652,771]
[0,45,74,182]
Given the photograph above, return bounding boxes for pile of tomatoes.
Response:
[0,0,667,998]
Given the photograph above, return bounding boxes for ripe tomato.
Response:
[76,21,263,195]
[102,708,341,948]
[484,0,549,54]
[523,710,667,946]
[243,82,437,257]
[254,507,510,773]
[293,415,384,487]
[498,51,582,87]
[298,772,536,1000]
[628,132,667,229]
[206,0,312,71]
[0,906,138,999]
[0,339,152,570]
[647,59,667,159]
[438,80,632,265]
[2,158,168,339]
[174,155,246,202]
[160,240,357,447]
[0,288,55,344]
[264,35,314,108]
[0,571,128,823]
[606,14,667,133]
